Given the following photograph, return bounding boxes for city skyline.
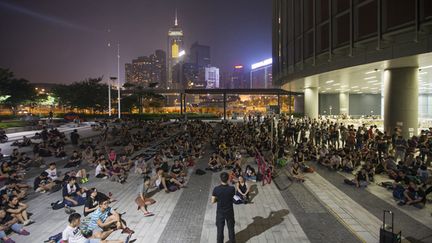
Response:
[0,0,271,84]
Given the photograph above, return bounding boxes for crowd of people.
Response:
[0,118,219,243]
[0,114,431,242]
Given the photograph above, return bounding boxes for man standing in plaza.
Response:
[212,172,236,243]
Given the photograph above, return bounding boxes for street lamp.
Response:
[109,77,117,117]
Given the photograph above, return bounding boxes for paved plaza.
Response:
[1,123,431,243]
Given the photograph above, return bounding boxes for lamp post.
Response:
[109,77,117,117]
[117,44,121,119]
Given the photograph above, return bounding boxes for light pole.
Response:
[117,44,121,119]
[109,77,117,117]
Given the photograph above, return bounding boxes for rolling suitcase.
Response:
[379,210,401,243]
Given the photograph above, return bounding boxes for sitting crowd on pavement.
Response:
[0,113,431,242]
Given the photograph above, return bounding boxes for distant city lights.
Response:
[251,58,272,70]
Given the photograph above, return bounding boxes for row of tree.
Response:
[0,68,165,115]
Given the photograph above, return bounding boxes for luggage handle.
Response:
[383,210,394,233]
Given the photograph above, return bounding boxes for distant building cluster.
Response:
[125,50,166,87]
[125,10,272,90]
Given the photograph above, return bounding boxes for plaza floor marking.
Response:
[303,172,382,243]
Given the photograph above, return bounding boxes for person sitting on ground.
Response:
[0,208,30,243]
[244,165,257,182]
[45,162,62,182]
[83,188,111,217]
[107,149,117,164]
[33,172,55,193]
[234,176,250,204]
[6,196,33,226]
[135,176,155,217]
[110,162,127,184]
[207,153,222,172]
[63,168,89,184]
[185,155,195,167]
[62,212,123,243]
[95,160,109,179]
[3,180,26,200]
[82,146,95,165]
[30,153,46,168]
[134,156,150,175]
[62,177,86,207]
[81,198,133,240]
[55,146,67,158]
[117,155,133,171]
[170,160,186,182]
[229,163,242,184]
[153,167,184,193]
[290,161,305,182]
[64,151,81,168]
[398,181,426,208]
[124,143,134,156]
[354,168,369,188]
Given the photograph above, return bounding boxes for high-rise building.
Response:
[205,67,220,89]
[167,10,185,89]
[190,42,211,67]
[250,58,274,88]
[125,50,166,87]
[231,65,246,89]
[273,0,432,137]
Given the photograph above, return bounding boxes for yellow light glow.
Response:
[172,43,179,58]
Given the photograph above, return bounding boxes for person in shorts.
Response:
[62,212,123,243]
[135,176,155,217]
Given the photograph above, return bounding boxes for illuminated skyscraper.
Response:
[167,10,184,89]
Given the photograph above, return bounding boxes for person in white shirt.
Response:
[62,213,123,243]
[45,162,60,182]
[95,160,109,179]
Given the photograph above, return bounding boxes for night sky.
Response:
[0,0,271,84]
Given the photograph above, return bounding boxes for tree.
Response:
[123,83,165,114]
[0,68,37,114]
[52,77,111,113]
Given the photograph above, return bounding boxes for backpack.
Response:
[51,200,65,210]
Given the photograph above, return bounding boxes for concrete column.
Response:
[383,67,418,138]
[339,92,349,115]
[304,87,318,119]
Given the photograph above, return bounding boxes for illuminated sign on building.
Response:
[172,43,179,58]
[251,58,272,70]
[234,65,244,69]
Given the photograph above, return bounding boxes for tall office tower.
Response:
[190,42,211,67]
[231,65,246,89]
[205,67,220,89]
[167,10,184,89]
[125,50,167,87]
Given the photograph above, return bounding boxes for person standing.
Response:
[212,172,236,243]
[70,129,80,146]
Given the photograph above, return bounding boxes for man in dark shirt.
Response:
[70,129,80,145]
[212,172,236,243]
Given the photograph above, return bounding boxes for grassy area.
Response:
[0,120,29,129]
